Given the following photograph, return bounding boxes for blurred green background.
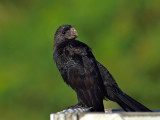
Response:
[0,0,160,120]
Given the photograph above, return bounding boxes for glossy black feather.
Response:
[54,37,105,111]
[53,25,151,112]
[97,62,151,112]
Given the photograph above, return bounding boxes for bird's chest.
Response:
[55,47,77,72]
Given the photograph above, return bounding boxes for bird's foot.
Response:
[66,102,86,109]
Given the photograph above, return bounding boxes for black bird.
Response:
[53,24,151,112]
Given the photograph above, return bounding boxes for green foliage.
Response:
[0,0,160,119]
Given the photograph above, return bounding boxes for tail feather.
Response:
[115,92,151,112]
[96,61,151,112]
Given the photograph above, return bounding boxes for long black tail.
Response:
[115,92,151,112]
[96,61,151,112]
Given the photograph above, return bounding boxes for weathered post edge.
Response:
[50,109,160,120]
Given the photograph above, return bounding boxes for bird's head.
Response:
[54,25,78,52]
[54,24,78,41]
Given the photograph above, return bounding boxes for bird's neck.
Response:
[54,38,65,53]
[53,38,74,54]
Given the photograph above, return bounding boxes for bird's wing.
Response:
[97,62,120,93]
[67,50,105,111]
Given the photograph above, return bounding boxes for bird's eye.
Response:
[62,31,66,34]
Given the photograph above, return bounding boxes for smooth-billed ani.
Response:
[53,24,151,112]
